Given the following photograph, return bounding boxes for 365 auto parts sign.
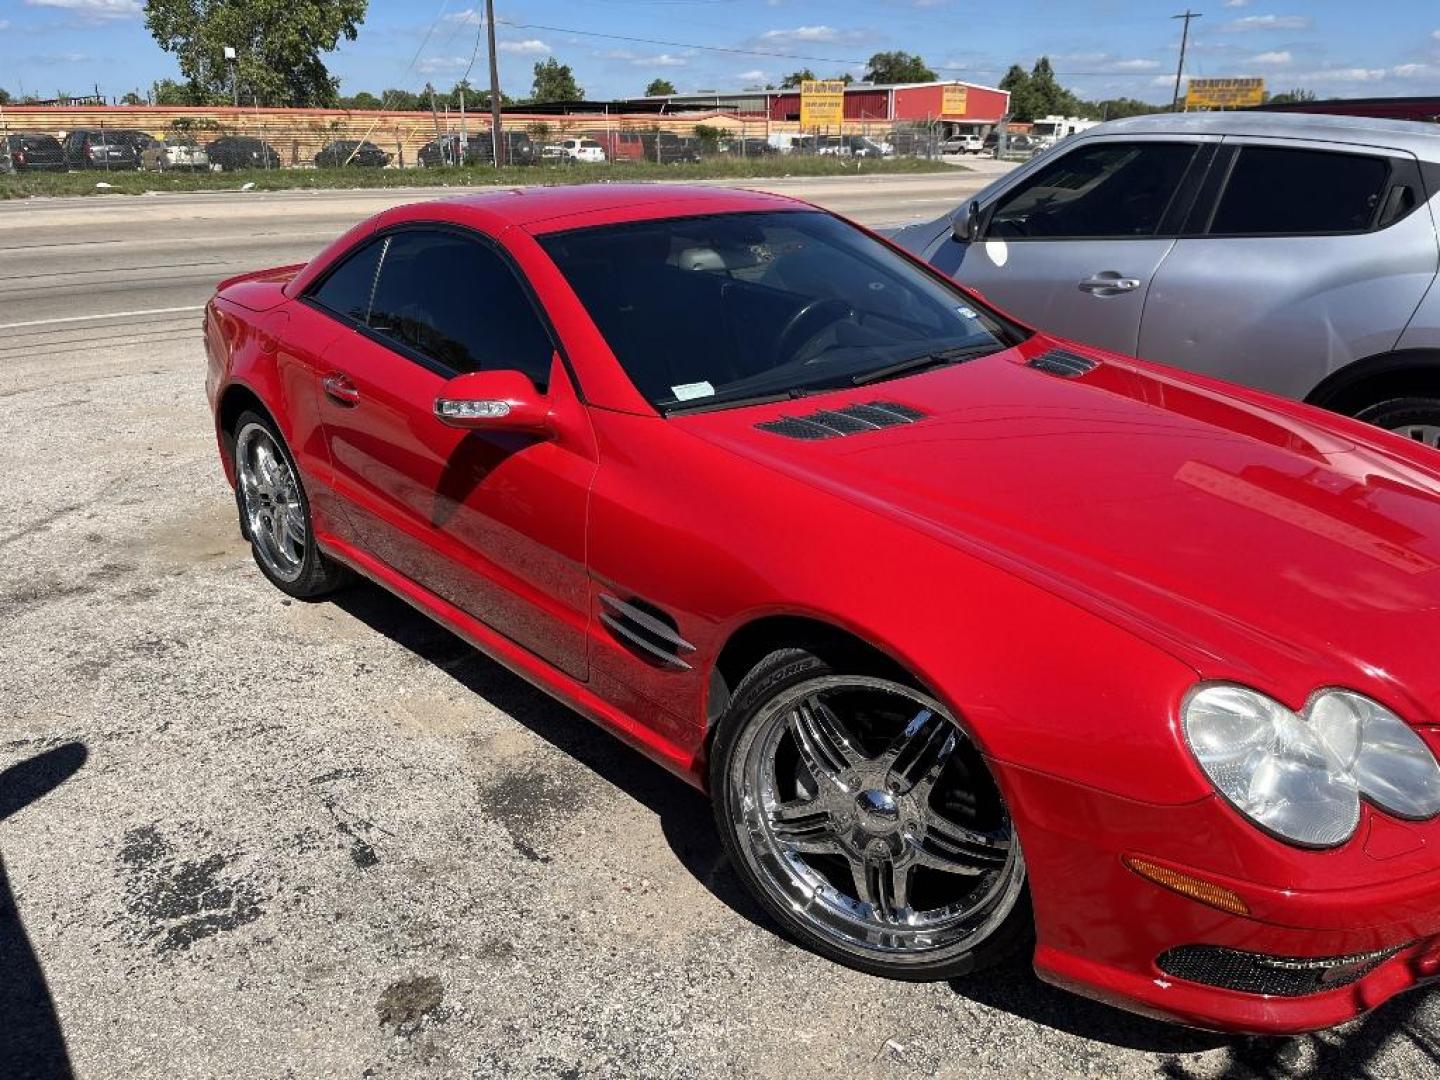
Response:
[800,80,846,128]
[1186,77,1265,109]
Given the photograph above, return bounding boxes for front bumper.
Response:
[1000,761,1440,1034]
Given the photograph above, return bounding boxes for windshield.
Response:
[539,210,1020,413]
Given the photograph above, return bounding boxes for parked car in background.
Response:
[140,137,211,172]
[4,133,66,172]
[982,131,1035,156]
[314,140,390,168]
[724,138,778,158]
[558,137,605,164]
[207,184,1440,1036]
[891,111,1440,445]
[61,129,143,170]
[206,136,281,171]
[539,144,573,165]
[417,131,537,167]
[846,135,888,158]
[941,134,984,155]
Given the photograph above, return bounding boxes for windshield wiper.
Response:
[661,386,812,417]
[850,344,1000,387]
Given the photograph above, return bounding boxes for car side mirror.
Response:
[434,369,551,436]
[953,199,985,243]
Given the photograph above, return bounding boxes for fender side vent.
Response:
[1156,945,1401,998]
[599,593,695,670]
[1027,349,1098,378]
[756,400,926,440]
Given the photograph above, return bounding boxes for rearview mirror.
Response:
[434,370,551,435]
[953,199,985,243]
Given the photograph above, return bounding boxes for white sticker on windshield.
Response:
[671,381,716,401]
[956,305,978,319]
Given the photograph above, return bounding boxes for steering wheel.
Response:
[774,298,855,364]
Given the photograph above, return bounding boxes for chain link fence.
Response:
[0,107,974,175]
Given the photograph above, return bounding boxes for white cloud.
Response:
[1392,63,1438,79]
[1109,58,1161,72]
[43,52,90,62]
[497,39,549,55]
[737,70,767,82]
[1251,50,1292,64]
[1290,66,1386,84]
[0,19,10,30]
[1223,14,1311,32]
[416,56,470,75]
[598,48,689,68]
[761,25,842,42]
[24,0,139,17]
[1224,0,1250,6]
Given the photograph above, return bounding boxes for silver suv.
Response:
[891,112,1440,446]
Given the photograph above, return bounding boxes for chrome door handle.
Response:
[1078,274,1142,295]
[322,373,360,406]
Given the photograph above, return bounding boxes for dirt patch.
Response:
[376,974,446,1032]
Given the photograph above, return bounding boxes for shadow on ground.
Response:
[333,582,1439,1067]
[0,741,88,1080]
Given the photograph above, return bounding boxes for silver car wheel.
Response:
[235,422,307,583]
[727,675,1025,965]
[1394,423,1440,449]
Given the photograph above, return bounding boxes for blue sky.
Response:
[1,0,1437,104]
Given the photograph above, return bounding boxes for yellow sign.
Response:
[941,84,969,117]
[799,80,846,128]
[1186,77,1265,110]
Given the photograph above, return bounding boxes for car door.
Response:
[304,225,596,680]
[929,135,1215,355]
[1138,138,1440,400]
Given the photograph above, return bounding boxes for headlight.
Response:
[1308,690,1440,820]
[1184,685,1359,847]
[1183,684,1440,848]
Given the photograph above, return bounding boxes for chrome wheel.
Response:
[728,675,1024,965]
[235,422,307,583]
[1393,423,1440,449]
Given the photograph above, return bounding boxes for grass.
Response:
[0,155,957,199]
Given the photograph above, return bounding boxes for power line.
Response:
[500,19,1182,80]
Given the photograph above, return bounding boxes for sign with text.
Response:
[1186,77,1265,110]
[941,84,969,117]
[799,80,846,128]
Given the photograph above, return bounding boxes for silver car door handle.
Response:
[1078,274,1142,294]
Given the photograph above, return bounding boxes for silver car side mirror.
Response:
[953,199,984,243]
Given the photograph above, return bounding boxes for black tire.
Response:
[231,410,350,599]
[1353,397,1440,450]
[709,644,1033,981]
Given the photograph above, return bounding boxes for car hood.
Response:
[678,338,1440,722]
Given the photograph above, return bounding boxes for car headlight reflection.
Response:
[1183,684,1440,848]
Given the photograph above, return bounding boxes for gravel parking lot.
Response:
[2,171,1436,1079]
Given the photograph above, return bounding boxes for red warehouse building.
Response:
[633,80,1010,134]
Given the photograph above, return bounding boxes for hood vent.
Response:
[1027,349,1099,378]
[756,400,925,440]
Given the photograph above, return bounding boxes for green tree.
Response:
[531,57,582,102]
[645,78,677,97]
[998,63,1037,121]
[779,69,816,89]
[151,77,199,105]
[693,123,724,153]
[339,90,384,110]
[1267,88,1317,105]
[119,90,145,105]
[1078,96,1158,120]
[0,88,13,106]
[143,0,367,107]
[862,52,936,84]
[1026,56,1081,118]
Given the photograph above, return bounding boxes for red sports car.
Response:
[204,184,1440,1034]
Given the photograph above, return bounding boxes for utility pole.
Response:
[485,0,504,167]
[1170,10,1201,112]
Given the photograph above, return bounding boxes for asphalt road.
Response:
[1,168,1436,1080]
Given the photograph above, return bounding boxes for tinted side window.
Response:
[310,238,384,323]
[367,230,554,388]
[988,142,1197,239]
[1209,147,1390,235]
